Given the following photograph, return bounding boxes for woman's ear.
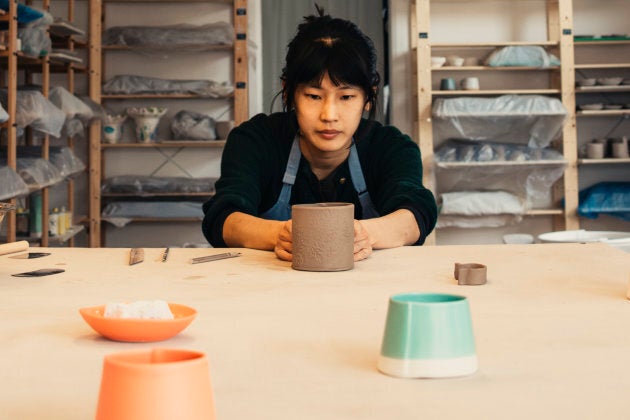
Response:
[364,101,371,112]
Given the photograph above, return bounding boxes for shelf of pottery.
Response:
[573,34,630,224]
[411,0,579,244]
[0,0,96,246]
[91,0,248,246]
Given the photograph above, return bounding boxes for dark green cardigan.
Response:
[202,112,437,246]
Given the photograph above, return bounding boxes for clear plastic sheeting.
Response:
[437,214,523,229]
[435,139,565,163]
[578,182,630,222]
[485,46,560,68]
[49,147,86,178]
[0,101,8,123]
[0,166,29,200]
[101,201,204,227]
[102,75,234,98]
[101,176,217,195]
[436,163,565,210]
[0,89,65,137]
[49,87,94,121]
[170,110,217,140]
[14,157,63,191]
[440,191,527,216]
[432,95,568,148]
[49,87,95,138]
[18,8,53,57]
[102,22,234,49]
[79,95,107,122]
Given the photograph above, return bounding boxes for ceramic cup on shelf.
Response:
[460,77,480,91]
[96,348,216,420]
[291,202,354,272]
[611,136,629,158]
[102,114,127,144]
[126,107,168,143]
[440,78,457,91]
[446,55,464,67]
[586,141,606,159]
[377,293,478,379]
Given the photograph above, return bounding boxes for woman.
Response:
[202,7,437,261]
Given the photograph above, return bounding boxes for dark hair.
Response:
[280,5,380,120]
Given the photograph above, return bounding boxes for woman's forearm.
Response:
[223,211,285,250]
[359,209,420,249]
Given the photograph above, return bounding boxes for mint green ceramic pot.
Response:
[377,293,477,378]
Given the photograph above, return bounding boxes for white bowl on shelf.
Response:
[431,56,446,68]
[596,77,623,86]
[579,103,604,111]
[502,233,535,244]
[577,78,596,87]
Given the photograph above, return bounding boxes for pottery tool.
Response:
[0,240,30,257]
[161,247,170,262]
[9,252,51,259]
[191,252,241,264]
[12,268,65,277]
[129,248,145,265]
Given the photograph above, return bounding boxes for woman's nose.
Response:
[320,98,338,121]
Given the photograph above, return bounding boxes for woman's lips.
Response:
[318,130,341,140]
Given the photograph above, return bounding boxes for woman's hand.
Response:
[353,220,373,261]
[274,220,293,261]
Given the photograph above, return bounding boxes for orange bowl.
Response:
[79,303,197,342]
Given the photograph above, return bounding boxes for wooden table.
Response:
[1,243,629,419]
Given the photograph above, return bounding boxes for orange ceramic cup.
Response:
[96,348,215,420]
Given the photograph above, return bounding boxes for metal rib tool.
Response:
[191,252,241,264]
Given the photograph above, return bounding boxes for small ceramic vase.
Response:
[96,348,216,420]
[102,114,127,144]
[126,107,168,143]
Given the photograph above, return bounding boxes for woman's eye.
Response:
[306,93,321,100]
[341,95,354,101]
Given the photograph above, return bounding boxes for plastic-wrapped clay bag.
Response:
[170,110,217,140]
[485,46,560,68]
[0,101,8,123]
[0,89,65,137]
[432,95,567,148]
[15,157,63,190]
[0,166,30,200]
[101,175,217,195]
[102,75,234,98]
[102,22,234,48]
[578,182,630,222]
[49,147,86,178]
[18,8,53,57]
[49,86,94,122]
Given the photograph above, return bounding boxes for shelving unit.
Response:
[411,0,579,245]
[1,0,92,246]
[573,35,630,223]
[0,1,18,242]
[89,0,248,247]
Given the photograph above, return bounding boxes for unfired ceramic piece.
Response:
[454,262,487,285]
[291,203,354,272]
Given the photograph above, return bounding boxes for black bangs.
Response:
[297,42,370,91]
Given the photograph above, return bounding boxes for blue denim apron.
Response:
[260,135,379,221]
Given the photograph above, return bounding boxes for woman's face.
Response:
[294,72,366,156]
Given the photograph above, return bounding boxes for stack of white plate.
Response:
[538,230,630,253]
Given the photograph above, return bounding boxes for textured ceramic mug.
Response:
[291,202,354,272]
[96,348,215,420]
[377,293,478,378]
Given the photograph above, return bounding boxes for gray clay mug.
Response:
[291,203,354,272]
